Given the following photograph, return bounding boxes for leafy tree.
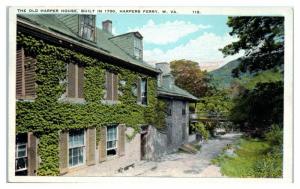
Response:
[230,81,283,133]
[220,16,284,136]
[170,59,211,97]
[221,17,284,77]
[196,89,234,136]
[197,89,233,115]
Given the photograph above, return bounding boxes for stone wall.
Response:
[167,100,189,149]
[142,99,190,161]
[142,125,168,160]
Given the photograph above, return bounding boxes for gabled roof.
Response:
[109,31,143,40]
[157,75,199,102]
[17,14,158,74]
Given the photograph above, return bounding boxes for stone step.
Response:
[178,144,198,154]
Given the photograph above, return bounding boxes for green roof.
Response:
[17,14,158,73]
[17,14,198,102]
[158,75,199,102]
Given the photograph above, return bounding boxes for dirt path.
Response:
[114,133,242,177]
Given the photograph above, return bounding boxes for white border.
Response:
[5,5,294,185]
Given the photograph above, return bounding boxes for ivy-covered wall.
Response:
[16,33,166,176]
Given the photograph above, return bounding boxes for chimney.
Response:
[155,62,172,87]
[102,20,112,34]
[155,62,171,75]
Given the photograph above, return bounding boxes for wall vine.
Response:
[16,33,166,175]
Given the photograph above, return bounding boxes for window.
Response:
[79,15,95,41]
[105,71,118,101]
[68,63,84,98]
[133,37,142,60]
[15,134,28,175]
[106,125,118,156]
[141,79,147,105]
[166,101,172,116]
[16,47,36,99]
[182,123,186,141]
[68,129,85,167]
[131,83,137,97]
[182,103,186,115]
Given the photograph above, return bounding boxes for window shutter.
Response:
[99,126,107,162]
[145,78,149,105]
[78,65,84,99]
[27,132,38,176]
[106,71,113,100]
[137,77,141,103]
[16,47,24,97]
[24,56,36,97]
[68,63,76,98]
[86,127,96,166]
[118,124,126,156]
[59,131,68,174]
[113,73,118,101]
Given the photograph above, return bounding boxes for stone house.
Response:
[140,62,198,160]
[14,14,198,176]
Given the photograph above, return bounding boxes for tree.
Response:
[221,17,284,77]
[170,59,211,98]
[196,89,234,137]
[230,81,283,133]
[196,89,233,115]
[220,16,284,135]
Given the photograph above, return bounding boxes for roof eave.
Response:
[17,18,159,75]
[157,90,199,102]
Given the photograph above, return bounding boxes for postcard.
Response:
[7,6,293,182]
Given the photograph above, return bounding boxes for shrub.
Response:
[192,122,209,140]
[265,124,283,147]
[252,152,282,178]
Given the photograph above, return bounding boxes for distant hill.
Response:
[209,59,283,89]
[209,59,242,89]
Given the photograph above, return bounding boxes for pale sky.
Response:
[96,14,244,70]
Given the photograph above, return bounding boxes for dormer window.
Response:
[133,37,143,60]
[79,15,96,41]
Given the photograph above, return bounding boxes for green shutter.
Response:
[86,127,96,165]
[59,131,68,174]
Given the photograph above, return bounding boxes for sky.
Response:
[96,14,244,70]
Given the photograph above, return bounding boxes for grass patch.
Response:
[211,137,282,177]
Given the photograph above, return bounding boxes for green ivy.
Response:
[16,33,166,175]
[37,132,60,176]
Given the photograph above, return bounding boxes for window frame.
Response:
[182,102,186,116]
[133,37,143,60]
[140,78,147,105]
[68,129,86,168]
[15,142,28,172]
[106,125,118,156]
[79,15,96,41]
[166,101,172,116]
